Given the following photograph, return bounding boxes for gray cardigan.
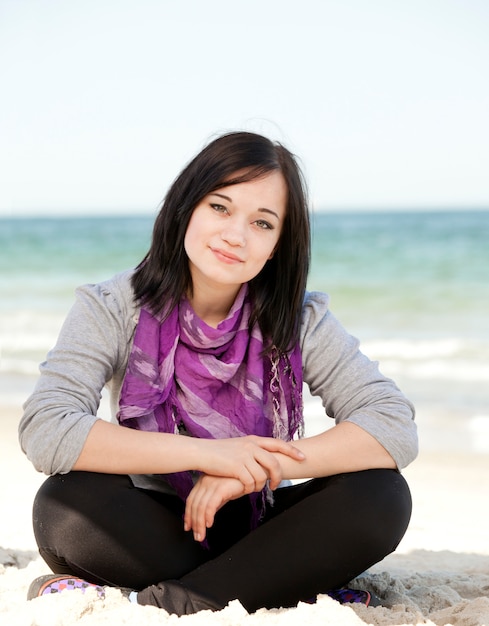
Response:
[20,270,418,485]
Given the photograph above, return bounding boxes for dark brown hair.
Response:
[132,131,310,352]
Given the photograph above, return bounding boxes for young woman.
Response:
[20,131,417,614]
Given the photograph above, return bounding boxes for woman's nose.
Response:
[220,224,246,247]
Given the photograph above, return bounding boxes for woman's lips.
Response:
[211,248,244,264]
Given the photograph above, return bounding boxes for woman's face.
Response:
[184,170,287,298]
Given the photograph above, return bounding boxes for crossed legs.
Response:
[33,469,412,612]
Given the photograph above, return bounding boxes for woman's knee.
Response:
[351,468,412,534]
[33,472,132,539]
[282,469,412,553]
[32,472,209,588]
[32,472,137,580]
[318,469,412,551]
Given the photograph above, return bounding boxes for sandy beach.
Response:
[1,397,488,626]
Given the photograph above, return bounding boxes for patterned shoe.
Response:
[325,587,381,607]
[27,574,105,600]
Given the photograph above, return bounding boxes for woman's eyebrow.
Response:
[258,208,280,220]
[211,193,280,220]
[212,192,233,202]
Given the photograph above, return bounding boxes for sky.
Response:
[1,0,488,216]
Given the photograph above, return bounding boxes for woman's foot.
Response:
[306,587,381,607]
[27,574,218,615]
[27,574,105,600]
[325,587,382,607]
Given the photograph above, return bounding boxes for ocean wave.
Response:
[0,313,64,350]
[362,337,486,360]
[380,359,489,382]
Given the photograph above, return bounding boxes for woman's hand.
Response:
[184,474,249,542]
[195,435,305,493]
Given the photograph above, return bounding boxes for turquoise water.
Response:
[309,210,489,339]
[1,210,488,453]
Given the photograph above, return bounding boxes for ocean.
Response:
[1,210,488,455]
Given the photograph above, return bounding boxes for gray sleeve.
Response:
[300,292,418,470]
[19,272,137,475]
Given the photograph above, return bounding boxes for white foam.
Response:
[468,414,489,453]
[362,338,475,360]
[359,337,489,382]
[380,358,489,381]
[0,312,64,346]
[0,357,41,376]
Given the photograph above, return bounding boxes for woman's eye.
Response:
[255,219,273,230]
[211,203,228,214]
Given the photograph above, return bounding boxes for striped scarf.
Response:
[118,285,303,529]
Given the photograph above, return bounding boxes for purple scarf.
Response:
[118,285,303,528]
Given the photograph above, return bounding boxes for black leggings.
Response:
[33,469,411,612]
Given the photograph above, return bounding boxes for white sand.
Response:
[1,403,488,626]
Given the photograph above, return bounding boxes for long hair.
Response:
[132,131,310,353]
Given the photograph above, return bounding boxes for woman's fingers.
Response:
[184,483,209,542]
[185,476,245,542]
[184,477,223,541]
[251,435,305,460]
[250,448,283,490]
[197,435,305,492]
[236,461,268,494]
[244,436,305,490]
